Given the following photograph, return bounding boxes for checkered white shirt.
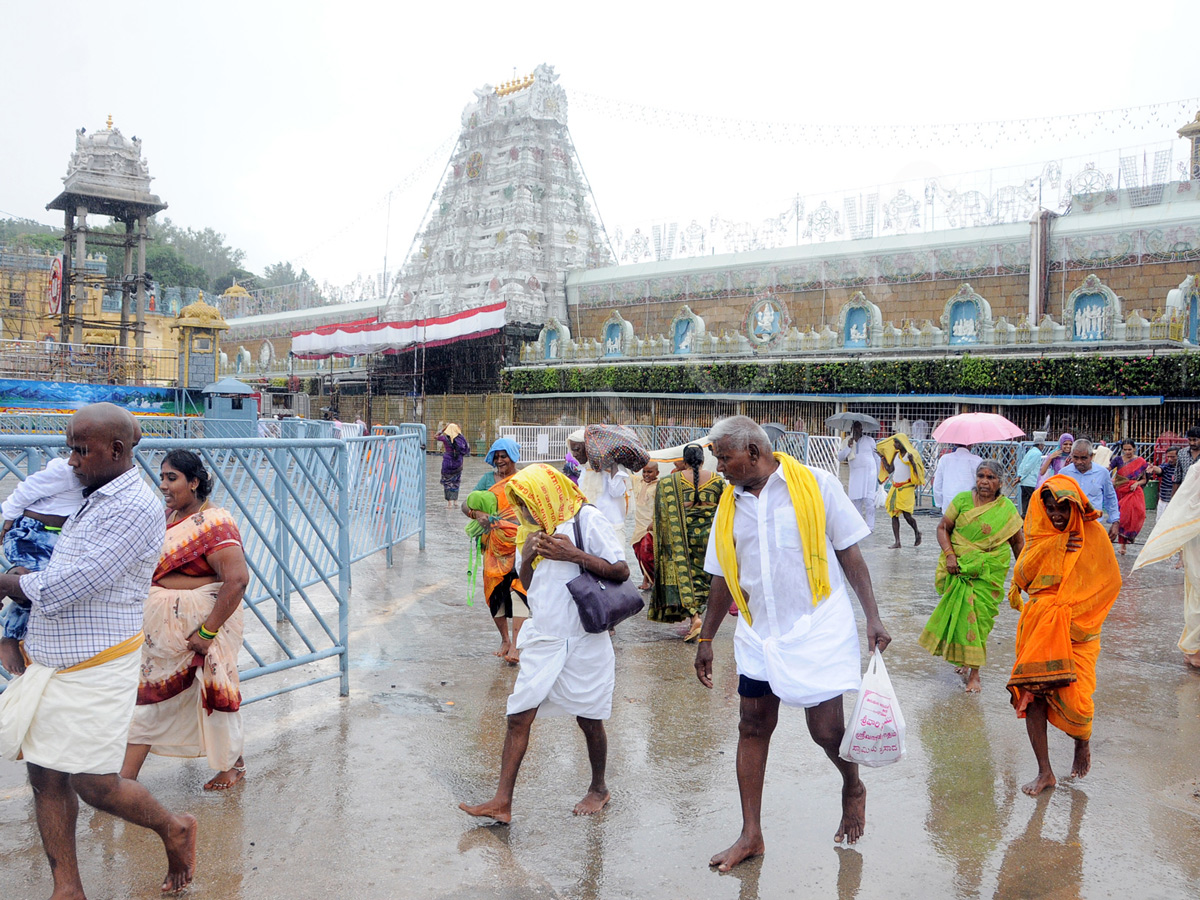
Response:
[20,466,164,669]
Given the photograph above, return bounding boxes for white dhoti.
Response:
[0,643,140,774]
[127,681,244,772]
[506,625,615,719]
[733,588,862,708]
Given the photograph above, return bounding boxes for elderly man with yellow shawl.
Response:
[879,433,925,548]
[693,416,891,871]
[1006,474,1121,796]
[459,464,629,824]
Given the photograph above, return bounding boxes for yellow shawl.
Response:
[505,463,586,570]
[878,433,926,485]
[713,453,830,626]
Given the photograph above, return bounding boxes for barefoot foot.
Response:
[494,641,510,659]
[458,799,512,824]
[161,813,197,894]
[709,833,765,872]
[203,759,246,791]
[503,648,521,665]
[964,669,981,693]
[835,781,867,844]
[573,789,610,816]
[1070,739,1091,779]
[913,531,923,547]
[1022,771,1057,796]
[888,542,901,550]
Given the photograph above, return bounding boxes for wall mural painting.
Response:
[844,307,870,348]
[604,322,623,357]
[673,319,694,354]
[1072,294,1108,341]
[949,301,980,344]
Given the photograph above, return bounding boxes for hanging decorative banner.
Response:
[291,300,507,358]
[47,255,62,316]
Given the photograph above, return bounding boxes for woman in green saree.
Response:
[648,444,724,641]
[919,459,1025,693]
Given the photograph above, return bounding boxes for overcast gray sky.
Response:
[1,0,1194,287]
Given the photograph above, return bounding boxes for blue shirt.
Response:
[1017,446,1045,488]
[1058,463,1119,523]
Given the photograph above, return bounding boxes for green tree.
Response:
[145,244,208,290]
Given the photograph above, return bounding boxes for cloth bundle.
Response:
[465,490,499,606]
[582,425,649,473]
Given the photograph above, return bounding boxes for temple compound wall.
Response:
[539,186,1200,363]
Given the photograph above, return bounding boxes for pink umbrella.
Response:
[932,412,1024,445]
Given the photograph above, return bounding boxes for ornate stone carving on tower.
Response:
[381,64,612,330]
[61,116,160,204]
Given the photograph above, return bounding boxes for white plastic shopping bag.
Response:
[875,484,888,508]
[838,648,906,767]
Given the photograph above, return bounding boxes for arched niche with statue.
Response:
[1065,274,1121,342]
[600,311,634,358]
[669,305,705,355]
[533,316,571,361]
[837,292,883,349]
[939,283,993,346]
[744,292,790,351]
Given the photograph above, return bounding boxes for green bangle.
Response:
[197,624,219,641]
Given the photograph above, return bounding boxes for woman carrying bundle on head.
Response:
[649,444,725,642]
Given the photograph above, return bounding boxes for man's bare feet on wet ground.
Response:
[494,641,510,659]
[458,798,512,824]
[709,832,765,872]
[573,789,610,816]
[162,813,198,894]
[835,781,867,844]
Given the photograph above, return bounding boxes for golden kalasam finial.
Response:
[106,114,113,129]
[494,73,535,98]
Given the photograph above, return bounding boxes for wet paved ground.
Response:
[2,456,1199,899]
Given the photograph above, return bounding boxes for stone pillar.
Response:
[72,205,87,344]
[60,209,72,343]
[121,219,134,348]
[136,213,147,351]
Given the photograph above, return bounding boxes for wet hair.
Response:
[1121,439,1136,451]
[163,449,213,501]
[975,459,1004,480]
[682,443,705,507]
[708,415,771,454]
[1188,427,1200,440]
[1072,439,1093,455]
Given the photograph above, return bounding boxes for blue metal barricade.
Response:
[0,428,425,701]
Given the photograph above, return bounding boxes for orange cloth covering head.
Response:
[1006,474,1121,740]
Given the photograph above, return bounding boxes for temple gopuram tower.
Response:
[47,116,167,348]
[380,63,612,389]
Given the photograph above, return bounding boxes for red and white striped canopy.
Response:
[291,301,506,358]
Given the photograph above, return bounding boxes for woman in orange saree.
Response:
[1006,474,1121,796]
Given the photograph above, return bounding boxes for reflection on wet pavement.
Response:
[2,456,1199,899]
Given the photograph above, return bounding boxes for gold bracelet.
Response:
[697,637,712,642]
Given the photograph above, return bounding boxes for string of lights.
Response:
[573,92,1200,150]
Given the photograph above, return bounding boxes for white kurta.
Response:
[933,447,983,509]
[507,505,625,719]
[703,465,870,707]
[837,436,879,501]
